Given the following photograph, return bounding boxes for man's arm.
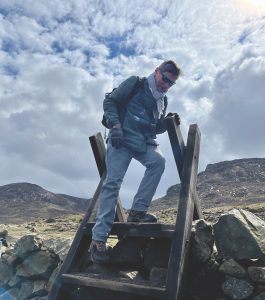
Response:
[103,76,139,129]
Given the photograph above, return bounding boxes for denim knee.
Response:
[151,153,165,174]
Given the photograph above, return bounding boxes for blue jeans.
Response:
[92,143,165,242]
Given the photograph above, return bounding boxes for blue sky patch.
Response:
[238,29,251,44]
[51,41,64,53]
[3,64,19,77]
[104,36,136,58]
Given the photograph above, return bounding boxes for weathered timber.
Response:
[47,175,104,300]
[165,124,201,300]
[165,116,203,220]
[89,133,126,222]
[82,222,175,238]
[62,273,166,299]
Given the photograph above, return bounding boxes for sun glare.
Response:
[236,0,265,15]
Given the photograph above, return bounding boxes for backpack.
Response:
[101,77,145,128]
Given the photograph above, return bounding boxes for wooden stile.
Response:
[48,119,203,300]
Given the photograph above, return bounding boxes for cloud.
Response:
[209,47,265,158]
[0,0,265,207]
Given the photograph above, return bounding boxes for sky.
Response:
[0,0,265,208]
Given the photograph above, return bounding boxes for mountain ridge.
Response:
[150,157,265,212]
[0,182,89,224]
[1,158,265,224]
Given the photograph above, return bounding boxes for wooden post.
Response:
[47,175,105,300]
[165,116,203,220]
[166,124,201,300]
[89,133,126,222]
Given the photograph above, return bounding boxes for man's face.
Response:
[154,68,178,93]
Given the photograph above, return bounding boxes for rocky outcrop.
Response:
[151,158,265,214]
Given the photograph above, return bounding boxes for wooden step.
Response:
[62,273,166,299]
[82,222,175,238]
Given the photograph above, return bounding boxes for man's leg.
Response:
[92,144,132,242]
[130,145,165,212]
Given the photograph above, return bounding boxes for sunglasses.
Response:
[161,72,176,86]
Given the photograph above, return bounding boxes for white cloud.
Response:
[0,0,265,207]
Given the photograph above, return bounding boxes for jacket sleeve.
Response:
[103,76,139,129]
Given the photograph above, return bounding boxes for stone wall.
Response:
[1,208,265,300]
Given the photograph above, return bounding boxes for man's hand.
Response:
[110,127,124,149]
[166,112,181,125]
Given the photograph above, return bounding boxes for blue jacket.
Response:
[103,76,167,153]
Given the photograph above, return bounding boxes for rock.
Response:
[43,238,72,261]
[1,250,20,267]
[0,261,14,286]
[213,209,265,260]
[144,238,171,270]
[219,259,247,278]
[254,291,265,300]
[47,264,60,293]
[191,219,214,263]
[17,280,34,300]
[0,287,20,299]
[222,276,254,299]
[14,235,43,259]
[7,275,22,288]
[149,267,167,286]
[16,249,59,278]
[16,280,47,300]
[45,218,56,223]
[0,226,8,238]
[110,237,146,267]
[248,266,265,283]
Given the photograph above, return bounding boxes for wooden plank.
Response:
[89,133,126,222]
[62,273,166,299]
[164,117,203,220]
[82,222,174,238]
[47,175,104,300]
[166,124,201,300]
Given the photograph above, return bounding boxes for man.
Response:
[91,60,181,263]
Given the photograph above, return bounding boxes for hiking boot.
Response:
[90,240,110,264]
[127,210,157,223]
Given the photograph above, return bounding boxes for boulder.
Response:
[43,238,72,261]
[191,219,214,263]
[0,287,20,299]
[0,226,8,238]
[0,261,14,286]
[222,276,254,299]
[213,209,265,260]
[219,259,247,278]
[254,291,265,300]
[248,266,265,283]
[17,280,47,300]
[14,235,43,259]
[16,249,59,278]
[1,249,20,267]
